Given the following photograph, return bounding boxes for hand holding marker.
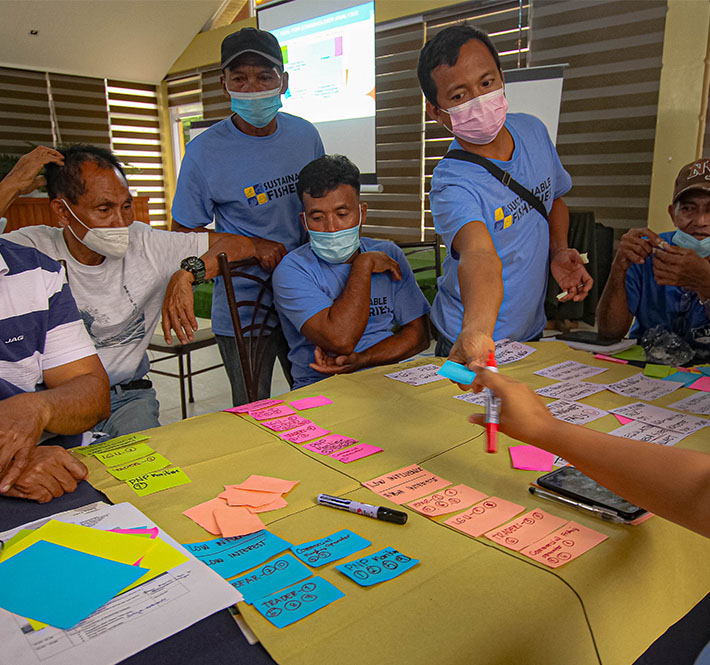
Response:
[484,352,500,453]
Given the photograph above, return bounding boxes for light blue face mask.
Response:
[228,85,283,128]
[672,229,710,258]
[308,209,362,264]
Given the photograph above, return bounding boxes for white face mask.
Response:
[62,199,130,259]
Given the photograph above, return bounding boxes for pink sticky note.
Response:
[260,415,313,432]
[182,497,227,534]
[485,509,568,551]
[407,484,488,517]
[520,520,608,568]
[289,395,333,410]
[218,488,282,507]
[249,405,296,420]
[303,434,359,455]
[444,497,525,537]
[224,398,284,414]
[248,496,288,513]
[363,464,451,504]
[328,443,382,463]
[232,474,299,494]
[509,445,555,472]
[689,376,710,392]
[279,423,331,444]
[614,414,634,425]
[110,527,159,539]
[213,505,265,537]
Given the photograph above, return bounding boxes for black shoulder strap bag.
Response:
[443,148,548,222]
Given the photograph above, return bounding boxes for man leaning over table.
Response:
[171,27,325,406]
[272,154,431,388]
[597,158,710,359]
[417,24,592,370]
[0,232,110,503]
[3,144,284,439]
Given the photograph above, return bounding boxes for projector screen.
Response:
[258,0,377,182]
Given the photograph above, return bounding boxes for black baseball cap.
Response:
[221,27,283,71]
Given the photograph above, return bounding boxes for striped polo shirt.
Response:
[0,238,96,400]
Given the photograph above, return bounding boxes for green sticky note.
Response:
[2,529,33,552]
[125,467,191,496]
[644,363,674,378]
[613,345,646,361]
[95,443,155,466]
[74,433,150,457]
[106,453,171,480]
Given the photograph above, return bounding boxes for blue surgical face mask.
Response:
[672,229,710,258]
[228,85,282,128]
[308,208,362,264]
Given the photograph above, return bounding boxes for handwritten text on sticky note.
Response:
[336,547,419,586]
[444,497,525,537]
[291,529,371,567]
[520,521,608,568]
[126,467,191,496]
[363,464,451,504]
[407,484,488,517]
[485,510,567,551]
[303,434,359,455]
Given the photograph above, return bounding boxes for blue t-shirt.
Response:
[627,231,710,348]
[273,238,431,388]
[171,112,325,335]
[429,113,572,343]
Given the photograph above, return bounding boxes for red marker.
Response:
[484,352,500,453]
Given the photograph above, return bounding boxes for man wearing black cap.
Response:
[171,27,325,406]
[597,158,710,356]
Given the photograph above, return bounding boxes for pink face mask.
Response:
[444,87,508,145]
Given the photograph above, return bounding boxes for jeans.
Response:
[216,327,293,407]
[94,386,161,440]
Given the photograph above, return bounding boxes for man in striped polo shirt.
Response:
[0,237,110,503]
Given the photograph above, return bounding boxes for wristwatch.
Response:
[180,256,206,286]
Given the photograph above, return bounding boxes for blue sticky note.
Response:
[0,541,145,629]
[699,366,710,377]
[185,530,292,578]
[437,360,477,385]
[253,576,344,628]
[230,554,311,604]
[335,547,419,587]
[291,529,371,567]
[663,371,699,387]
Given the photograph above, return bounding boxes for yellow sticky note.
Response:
[107,453,171,480]
[122,537,189,592]
[126,467,191,496]
[2,529,33,551]
[27,617,46,631]
[73,433,150,457]
[95,443,155,466]
[0,521,154,564]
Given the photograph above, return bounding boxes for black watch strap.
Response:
[180,256,206,286]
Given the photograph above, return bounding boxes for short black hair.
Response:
[297,154,360,202]
[417,23,502,106]
[45,144,126,203]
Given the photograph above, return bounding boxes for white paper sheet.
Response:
[608,421,688,447]
[495,338,537,365]
[606,374,681,401]
[0,502,241,665]
[534,360,607,382]
[385,364,447,386]
[609,402,709,435]
[453,392,486,406]
[535,381,608,401]
[545,400,608,425]
[669,392,710,415]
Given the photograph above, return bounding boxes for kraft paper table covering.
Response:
[81,342,710,665]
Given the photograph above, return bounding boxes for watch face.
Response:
[181,256,206,283]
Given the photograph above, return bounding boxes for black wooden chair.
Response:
[217,253,280,404]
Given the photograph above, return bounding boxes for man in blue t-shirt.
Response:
[272,155,430,388]
[171,28,325,405]
[597,159,710,358]
[416,25,592,369]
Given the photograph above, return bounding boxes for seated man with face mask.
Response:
[4,144,284,438]
[272,154,431,388]
[598,158,710,357]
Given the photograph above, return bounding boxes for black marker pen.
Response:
[317,493,408,525]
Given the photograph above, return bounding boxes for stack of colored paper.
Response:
[0,521,189,629]
[183,474,298,537]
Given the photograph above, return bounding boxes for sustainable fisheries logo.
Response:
[493,176,552,231]
[243,173,299,207]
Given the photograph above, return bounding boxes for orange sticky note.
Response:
[248,496,288,513]
[213,505,265,538]
[363,464,451,504]
[485,509,568,551]
[520,521,608,568]
[232,475,299,494]
[444,497,525,537]
[219,488,282,507]
[182,497,226,534]
[407,484,488,516]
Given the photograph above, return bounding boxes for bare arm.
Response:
[597,227,661,339]
[447,222,502,368]
[310,315,430,375]
[0,146,64,215]
[470,368,710,538]
[301,251,402,356]
[0,354,109,492]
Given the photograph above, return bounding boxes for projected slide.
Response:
[272,3,375,124]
